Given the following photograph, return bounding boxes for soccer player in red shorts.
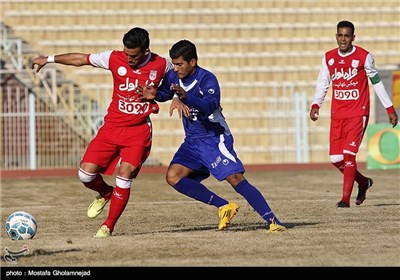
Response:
[32,27,173,236]
[309,21,398,207]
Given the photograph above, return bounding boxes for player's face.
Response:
[171,56,196,80]
[124,47,149,69]
[336,27,355,54]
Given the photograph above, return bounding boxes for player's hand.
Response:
[138,85,157,100]
[388,111,398,128]
[31,56,48,73]
[169,97,190,118]
[309,107,319,121]
[170,84,187,99]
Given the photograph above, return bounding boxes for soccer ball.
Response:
[5,211,37,240]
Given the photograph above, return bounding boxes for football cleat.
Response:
[218,202,239,230]
[94,225,111,238]
[355,178,373,205]
[87,195,110,219]
[267,218,286,232]
[336,201,350,208]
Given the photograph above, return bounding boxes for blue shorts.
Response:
[170,134,245,181]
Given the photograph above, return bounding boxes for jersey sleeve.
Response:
[155,69,175,102]
[365,53,394,110]
[165,59,174,73]
[311,54,331,108]
[88,50,113,69]
[364,53,379,81]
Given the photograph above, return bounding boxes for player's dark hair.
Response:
[337,21,355,35]
[123,27,150,51]
[169,39,198,62]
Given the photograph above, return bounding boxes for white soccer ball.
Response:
[5,211,37,240]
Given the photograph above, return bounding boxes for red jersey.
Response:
[88,50,172,126]
[312,46,382,119]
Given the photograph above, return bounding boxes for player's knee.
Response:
[330,154,344,164]
[165,171,177,187]
[78,168,97,183]
[226,173,245,188]
[166,168,185,187]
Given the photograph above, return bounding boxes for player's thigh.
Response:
[329,119,344,155]
[170,141,205,172]
[343,116,368,153]
[120,143,151,171]
[81,137,119,169]
[197,134,245,181]
[119,124,152,168]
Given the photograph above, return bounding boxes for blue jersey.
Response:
[156,66,244,181]
[156,66,231,139]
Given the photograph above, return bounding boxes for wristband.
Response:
[386,106,395,114]
[47,55,55,63]
[173,93,179,98]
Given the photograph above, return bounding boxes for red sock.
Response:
[83,174,113,199]
[103,186,130,232]
[332,160,367,187]
[341,154,357,204]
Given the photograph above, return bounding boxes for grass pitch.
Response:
[1,168,399,268]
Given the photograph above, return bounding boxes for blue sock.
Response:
[235,180,281,225]
[174,177,228,208]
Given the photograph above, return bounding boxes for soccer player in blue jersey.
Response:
[140,39,286,232]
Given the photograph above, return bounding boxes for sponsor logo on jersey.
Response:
[189,108,198,121]
[331,67,358,81]
[119,77,139,92]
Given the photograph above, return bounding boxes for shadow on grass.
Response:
[374,203,400,207]
[116,221,317,235]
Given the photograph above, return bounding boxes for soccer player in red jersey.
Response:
[309,21,398,208]
[32,27,173,237]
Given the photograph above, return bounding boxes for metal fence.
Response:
[1,77,321,170]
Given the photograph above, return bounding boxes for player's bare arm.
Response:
[31,53,90,73]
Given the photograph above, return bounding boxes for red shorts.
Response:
[329,116,369,155]
[81,121,152,175]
